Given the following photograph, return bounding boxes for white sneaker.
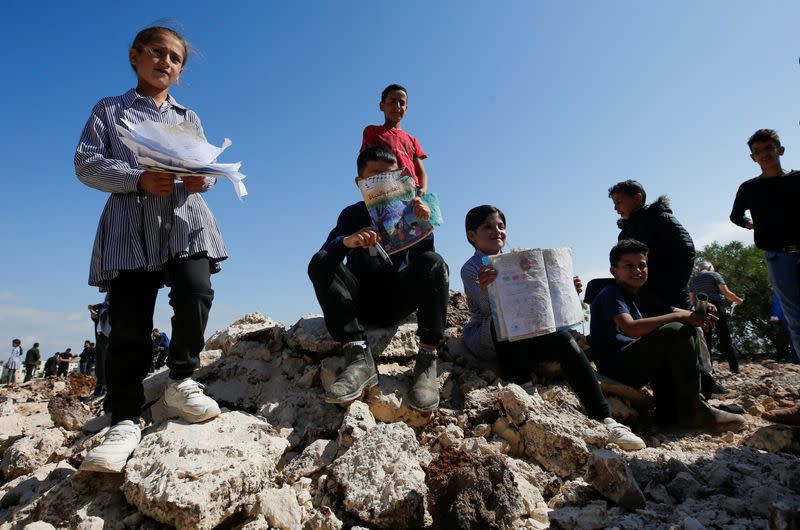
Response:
[162,378,221,423]
[80,420,141,473]
[603,417,646,451]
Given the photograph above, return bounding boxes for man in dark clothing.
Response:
[308,145,449,412]
[44,353,58,377]
[609,180,695,310]
[57,349,73,377]
[151,329,171,371]
[79,340,95,375]
[24,343,41,382]
[89,299,111,397]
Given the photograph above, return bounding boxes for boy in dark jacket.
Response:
[609,180,695,310]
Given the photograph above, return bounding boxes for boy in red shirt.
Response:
[361,84,429,195]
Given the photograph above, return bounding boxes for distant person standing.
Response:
[57,348,73,377]
[24,342,41,382]
[89,299,111,396]
[5,339,23,384]
[79,340,95,375]
[730,128,800,358]
[689,261,744,373]
[151,329,170,371]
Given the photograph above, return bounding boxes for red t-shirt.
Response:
[360,126,427,186]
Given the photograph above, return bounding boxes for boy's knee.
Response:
[415,251,449,284]
[308,251,329,282]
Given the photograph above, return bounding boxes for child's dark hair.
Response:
[464,205,506,247]
[608,179,646,204]
[381,84,408,102]
[130,26,190,72]
[609,239,649,266]
[747,128,781,149]
[357,145,397,177]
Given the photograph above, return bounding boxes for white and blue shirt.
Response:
[75,89,227,288]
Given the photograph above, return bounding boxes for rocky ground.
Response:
[1,292,800,530]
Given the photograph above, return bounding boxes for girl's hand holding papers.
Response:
[477,264,498,291]
[138,170,176,196]
[180,175,207,193]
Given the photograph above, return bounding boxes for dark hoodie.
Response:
[617,196,695,309]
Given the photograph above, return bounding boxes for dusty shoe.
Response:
[162,378,221,423]
[326,343,378,404]
[80,420,141,473]
[603,417,646,450]
[763,403,800,426]
[684,396,746,432]
[408,352,439,412]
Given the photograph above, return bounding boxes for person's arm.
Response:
[414,157,428,195]
[613,310,697,338]
[75,102,147,194]
[718,283,743,304]
[729,183,754,229]
[688,291,696,306]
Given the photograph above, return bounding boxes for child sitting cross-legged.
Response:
[460,205,645,451]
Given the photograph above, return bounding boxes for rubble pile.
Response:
[2,292,800,529]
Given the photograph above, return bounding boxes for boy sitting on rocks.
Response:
[308,145,449,412]
[590,239,745,431]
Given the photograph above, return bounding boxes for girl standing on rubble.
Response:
[75,26,225,473]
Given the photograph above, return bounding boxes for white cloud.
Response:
[693,219,754,249]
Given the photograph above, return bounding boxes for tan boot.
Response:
[682,395,746,432]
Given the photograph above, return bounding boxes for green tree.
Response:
[695,241,785,357]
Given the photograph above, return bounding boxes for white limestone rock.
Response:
[500,384,607,478]
[0,462,76,527]
[585,448,645,510]
[205,312,284,355]
[254,485,303,530]
[330,422,430,529]
[303,506,344,530]
[1,428,65,479]
[548,500,608,529]
[0,398,24,454]
[286,314,421,358]
[286,315,340,354]
[336,400,376,453]
[283,439,338,482]
[122,411,290,530]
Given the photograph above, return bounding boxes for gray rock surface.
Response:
[500,384,607,477]
[1,428,64,479]
[283,438,337,482]
[330,422,429,529]
[122,411,289,530]
[585,448,645,510]
[47,394,93,432]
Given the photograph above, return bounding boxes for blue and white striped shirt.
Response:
[75,89,227,289]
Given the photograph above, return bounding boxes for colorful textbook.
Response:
[357,168,442,254]
[486,248,584,341]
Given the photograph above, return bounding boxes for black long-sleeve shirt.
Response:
[730,170,800,250]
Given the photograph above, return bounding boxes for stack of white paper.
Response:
[116,119,247,199]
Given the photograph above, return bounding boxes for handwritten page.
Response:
[488,248,584,341]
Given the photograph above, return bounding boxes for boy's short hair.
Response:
[381,84,408,102]
[464,205,506,247]
[747,128,781,149]
[610,239,649,266]
[608,180,647,204]
[357,145,397,177]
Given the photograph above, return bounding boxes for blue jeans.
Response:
[766,251,800,356]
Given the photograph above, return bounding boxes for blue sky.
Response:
[2,1,798,354]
